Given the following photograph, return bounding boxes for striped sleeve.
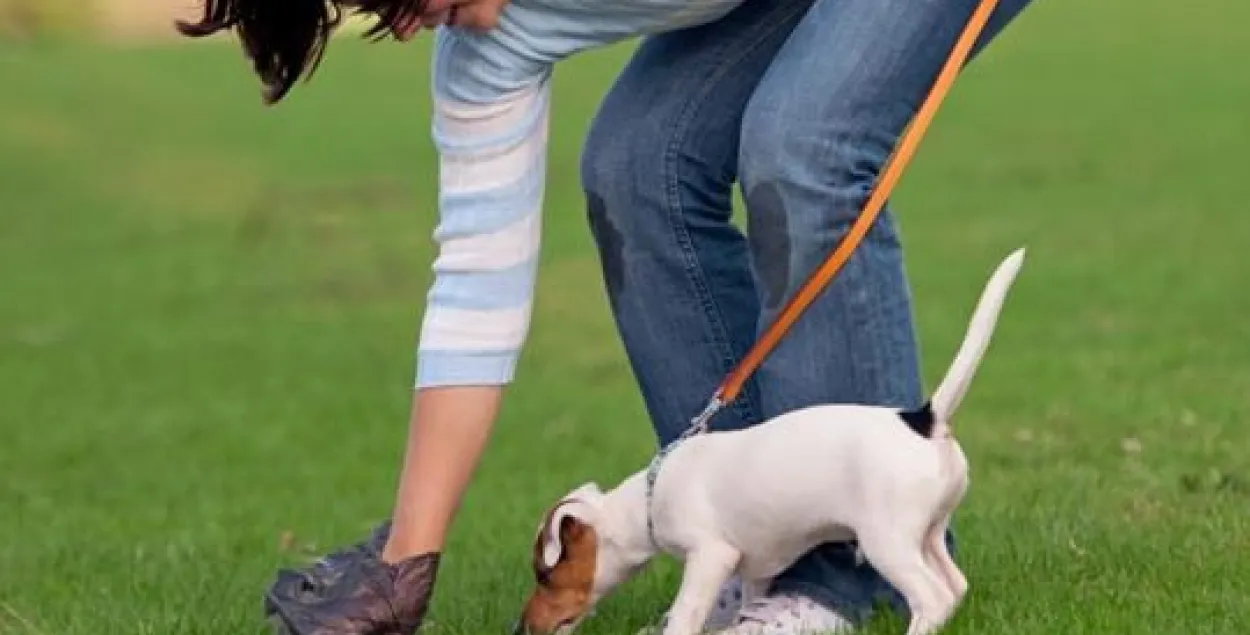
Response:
[415,31,552,388]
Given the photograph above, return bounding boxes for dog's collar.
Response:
[645,402,721,551]
[643,437,685,551]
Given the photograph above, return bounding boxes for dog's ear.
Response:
[538,496,598,569]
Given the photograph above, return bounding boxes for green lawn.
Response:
[2,0,1249,633]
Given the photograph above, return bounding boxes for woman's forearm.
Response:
[382,385,503,562]
[379,36,553,562]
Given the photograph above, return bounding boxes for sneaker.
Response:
[719,593,854,634]
[636,577,744,635]
[263,521,441,635]
[703,576,747,631]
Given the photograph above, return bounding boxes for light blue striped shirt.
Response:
[416,0,740,388]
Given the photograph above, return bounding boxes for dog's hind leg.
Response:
[662,542,741,635]
[924,517,967,611]
[856,530,950,635]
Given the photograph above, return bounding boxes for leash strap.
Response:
[644,0,1003,551]
[682,0,1004,436]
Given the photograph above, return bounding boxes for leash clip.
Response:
[681,396,724,439]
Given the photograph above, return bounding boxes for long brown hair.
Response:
[176,0,429,105]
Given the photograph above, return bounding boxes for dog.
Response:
[515,248,1027,635]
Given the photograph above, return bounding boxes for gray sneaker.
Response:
[719,593,854,634]
[636,576,745,635]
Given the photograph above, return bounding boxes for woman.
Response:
[178,0,1033,631]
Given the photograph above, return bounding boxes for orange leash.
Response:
[683,0,1003,434]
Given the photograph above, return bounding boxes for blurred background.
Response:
[2,0,186,40]
[1,1,1248,634]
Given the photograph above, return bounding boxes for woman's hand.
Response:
[389,0,514,38]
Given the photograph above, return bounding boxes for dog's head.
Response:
[515,483,643,634]
[174,0,509,105]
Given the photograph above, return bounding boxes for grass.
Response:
[1,0,1249,632]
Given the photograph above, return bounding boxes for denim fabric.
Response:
[581,0,1033,623]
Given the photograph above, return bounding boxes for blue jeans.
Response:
[581,0,1033,624]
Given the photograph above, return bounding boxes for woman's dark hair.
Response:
[176,0,429,105]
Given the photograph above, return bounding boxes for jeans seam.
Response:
[658,0,810,426]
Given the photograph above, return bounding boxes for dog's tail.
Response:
[902,248,1026,436]
[931,246,1026,425]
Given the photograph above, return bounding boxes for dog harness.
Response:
[643,437,681,549]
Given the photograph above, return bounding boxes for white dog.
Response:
[515,248,1027,635]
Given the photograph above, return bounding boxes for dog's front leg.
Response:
[661,543,740,635]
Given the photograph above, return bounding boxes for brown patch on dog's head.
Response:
[516,494,601,634]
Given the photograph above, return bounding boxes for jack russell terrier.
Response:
[515,248,1027,635]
